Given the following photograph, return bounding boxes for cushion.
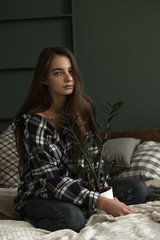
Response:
[0,187,18,218]
[102,138,141,175]
[0,125,19,188]
[145,179,160,188]
[114,141,160,181]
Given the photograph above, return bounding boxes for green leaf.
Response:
[56,112,64,117]
[102,160,115,177]
[62,126,71,131]
[83,143,89,152]
[68,164,87,179]
[68,164,79,175]
[92,140,101,152]
[108,113,118,123]
[79,166,87,179]
[81,134,89,146]
[72,115,79,123]
[58,118,66,123]
[95,131,102,142]
[101,138,108,145]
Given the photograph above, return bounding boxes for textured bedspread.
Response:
[0,201,160,240]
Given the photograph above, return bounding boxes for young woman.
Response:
[13,46,147,232]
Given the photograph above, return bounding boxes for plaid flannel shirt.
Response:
[13,114,101,216]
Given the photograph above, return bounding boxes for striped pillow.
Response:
[114,141,160,181]
[0,125,19,188]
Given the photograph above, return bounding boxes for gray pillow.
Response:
[102,137,141,175]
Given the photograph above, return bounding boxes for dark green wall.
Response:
[1,0,160,132]
[74,0,160,131]
[0,0,74,131]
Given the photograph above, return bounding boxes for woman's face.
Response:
[43,55,75,100]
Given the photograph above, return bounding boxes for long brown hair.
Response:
[14,46,100,168]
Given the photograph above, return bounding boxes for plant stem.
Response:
[66,115,101,192]
[96,128,109,191]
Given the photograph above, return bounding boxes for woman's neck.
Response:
[50,94,67,113]
[41,100,66,134]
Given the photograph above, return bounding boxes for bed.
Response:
[0,126,160,240]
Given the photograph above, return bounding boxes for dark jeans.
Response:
[23,198,86,232]
[23,178,147,232]
[107,177,148,205]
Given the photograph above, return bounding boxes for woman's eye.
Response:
[54,72,61,76]
[69,69,73,74]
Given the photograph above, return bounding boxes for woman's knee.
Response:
[134,179,148,203]
[35,203,86,232]
[23,198,86,232]
[126,178,148,204]
[108,177,148,205]
[64,204,86,232]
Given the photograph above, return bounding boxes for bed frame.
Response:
[103,128,160,142]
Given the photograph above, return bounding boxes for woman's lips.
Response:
[64,85,73,89]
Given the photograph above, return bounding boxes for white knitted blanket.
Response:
[0,201,160,240]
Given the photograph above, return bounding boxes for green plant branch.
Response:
[96,102,123,187]
[57,101,124,193]
[60,111,101,192]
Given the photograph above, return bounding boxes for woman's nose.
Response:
[65,72,72,81]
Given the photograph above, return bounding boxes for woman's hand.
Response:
[95,196,134,217]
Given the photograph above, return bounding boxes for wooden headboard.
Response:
[101,128,160,142]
